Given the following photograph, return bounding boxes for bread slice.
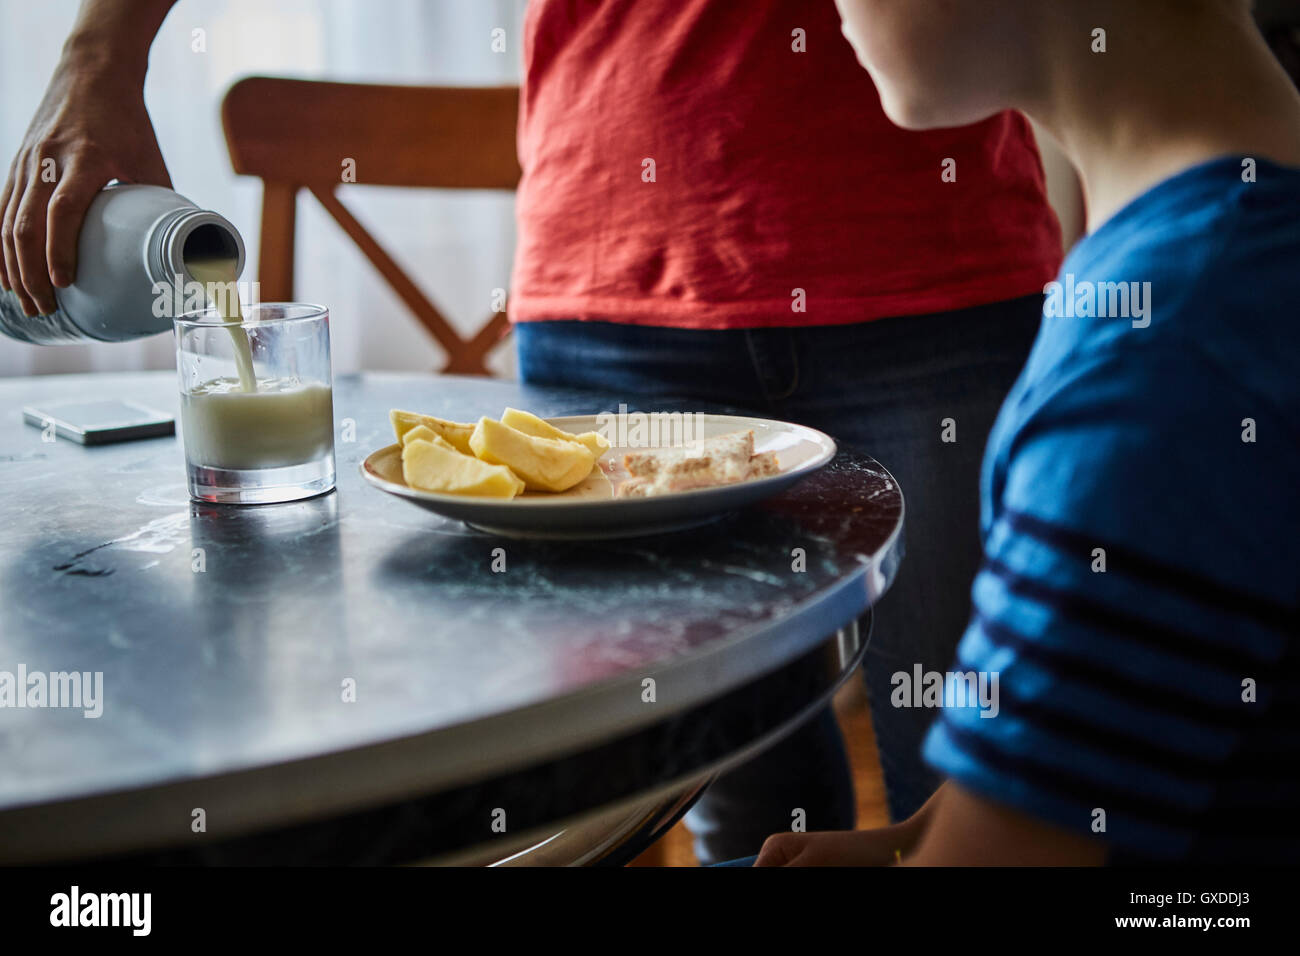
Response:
[616,431,779,498]
[748,451,780,479]
[623,430,754,480]
[616,477,656,498]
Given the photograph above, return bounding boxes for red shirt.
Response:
[511,0,1062,330]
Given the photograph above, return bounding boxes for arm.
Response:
[754,781,1107,866]
[0,0,178,315]
[754,784,946,866]
[901,783,1107,866]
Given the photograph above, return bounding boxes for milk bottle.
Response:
[0,183,245,344]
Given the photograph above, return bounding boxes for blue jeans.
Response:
[515,296,1041,862]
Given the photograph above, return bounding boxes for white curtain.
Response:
[0,0,526,378]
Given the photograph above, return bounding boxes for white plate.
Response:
[360,413,837,539]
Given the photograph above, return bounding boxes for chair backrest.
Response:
[222,77,521,375]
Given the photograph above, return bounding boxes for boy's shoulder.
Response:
[985,156,1300,601]
[1030,156,1300,420]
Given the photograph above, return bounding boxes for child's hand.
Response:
[753,784,946,866]
[754,825,914,866]
[753,784,1108,866]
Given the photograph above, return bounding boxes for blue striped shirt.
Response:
[923,156,1300,863]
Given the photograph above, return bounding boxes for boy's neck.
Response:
[1024,8,1300,233]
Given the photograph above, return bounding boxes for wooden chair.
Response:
[221,77,521,375]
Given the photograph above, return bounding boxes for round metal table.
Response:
[0,371,903,865]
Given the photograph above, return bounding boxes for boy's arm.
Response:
[755,782,1106,865]
[901,783,1107,866]
[755,784,947,866]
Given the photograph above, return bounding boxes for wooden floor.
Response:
[630,676,889,866]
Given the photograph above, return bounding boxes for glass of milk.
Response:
[174,303,335,504]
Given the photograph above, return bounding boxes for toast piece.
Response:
[623,430,755,480]
[616,431,779,498]
[616,477,655,498]
[748,451,780,478]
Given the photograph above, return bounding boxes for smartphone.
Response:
[22,399,175,445]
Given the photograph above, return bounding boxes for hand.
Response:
[0,51,170,316]
[753,784,946,866]
[754,823,919,866]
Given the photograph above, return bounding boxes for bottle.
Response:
[0,183,245,344]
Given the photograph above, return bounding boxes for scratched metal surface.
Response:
[0,371,902,843]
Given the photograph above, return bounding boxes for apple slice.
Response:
[390,409,476,455]
[500,407,610,459]
[469,417,595,492]
[401,434,524,498]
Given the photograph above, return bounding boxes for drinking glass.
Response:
[174,303,335,504]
